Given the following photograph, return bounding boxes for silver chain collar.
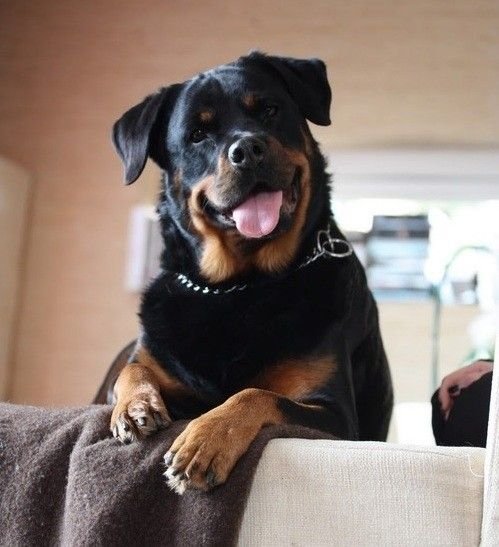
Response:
[298,226,354,268]
[174,223,353,295]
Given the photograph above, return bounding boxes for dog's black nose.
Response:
[228,136,267,169]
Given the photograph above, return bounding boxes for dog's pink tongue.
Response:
[231,190,283,238]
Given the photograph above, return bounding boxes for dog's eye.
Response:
[263,104,278,118]
[190,128,207,143]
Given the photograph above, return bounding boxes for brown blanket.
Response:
[0,403,333,546]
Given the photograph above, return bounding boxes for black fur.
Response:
[110,52,393,441]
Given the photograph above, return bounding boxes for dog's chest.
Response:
[141,263,354,396]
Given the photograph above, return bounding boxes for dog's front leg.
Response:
[111,362,171,443]
[163,388,335,494]
[110,344,188,443]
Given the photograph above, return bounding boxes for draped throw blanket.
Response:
[0,403,333,546]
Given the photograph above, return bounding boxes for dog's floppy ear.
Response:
[112,85,181,184]
[246,52,332,126]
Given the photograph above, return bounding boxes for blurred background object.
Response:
[0,1,498,438]
[366,214,431,299]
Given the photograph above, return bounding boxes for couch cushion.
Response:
[239,440,485,546]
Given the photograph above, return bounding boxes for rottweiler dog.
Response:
[101,52,393,494]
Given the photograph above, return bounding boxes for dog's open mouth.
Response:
[203,170,300,239]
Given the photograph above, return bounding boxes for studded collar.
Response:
[172,223,353,295]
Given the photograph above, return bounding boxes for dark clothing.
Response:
[431,371,492,448]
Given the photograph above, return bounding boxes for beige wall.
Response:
[1,1,498,405]
[379,302,483,404]
[0,158,31,399]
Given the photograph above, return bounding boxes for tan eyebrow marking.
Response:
[243,93,257,109]
[198,110,214,123]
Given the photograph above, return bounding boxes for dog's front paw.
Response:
[163,408,258,494]
[111,391,171,444]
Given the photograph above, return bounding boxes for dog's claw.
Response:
[164,451,175,466]
[206,469,217,488]
[154,412,167,428]
[164,465,189,495]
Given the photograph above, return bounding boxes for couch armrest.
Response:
[239,440,484,546]
[481,343,499,545]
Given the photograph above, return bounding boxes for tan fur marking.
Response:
[199,110,214,123]
[110,345,189,442]
[243,93,257,109]
[167,388,283,490]
[301,128,314,157]
[186,140,313,282]
[252,356,336,400]
[132,346,190,397]
[172,169,183,197]
[188,177,249,282]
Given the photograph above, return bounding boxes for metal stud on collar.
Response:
[175,273,247,295]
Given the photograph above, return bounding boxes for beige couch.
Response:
[238,366,498,546]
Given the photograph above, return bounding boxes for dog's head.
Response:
[113,52,332,282]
